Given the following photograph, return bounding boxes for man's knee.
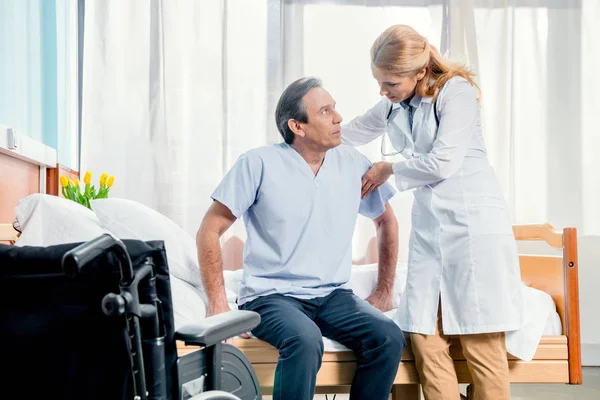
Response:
[280,325,324,360]
[373,319,406,359]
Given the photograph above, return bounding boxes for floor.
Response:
[509,367,600,400]
[262,367,600,399]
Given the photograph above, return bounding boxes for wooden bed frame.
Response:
[1,150,581,398]
[176,224,583,399]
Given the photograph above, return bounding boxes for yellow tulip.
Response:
[100,173,107,186]
[84,171,92,185]
[75,178,80,187]
[107,176,115,188]
[60,175,68,187]
[69,178,76,187]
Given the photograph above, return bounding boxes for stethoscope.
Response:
[380,104,409,157]
[380,101,439,157]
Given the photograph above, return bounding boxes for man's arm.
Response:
[196,200,237,317]
[365,203,398,312]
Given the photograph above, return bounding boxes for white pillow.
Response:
[505,283,556,361]
[14,193,111,247]
[223,269,244,299]
[345,262,408,308]
[90,198,206,296]
[170,275,207,330]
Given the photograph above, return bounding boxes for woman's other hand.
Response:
[362,161,393,198]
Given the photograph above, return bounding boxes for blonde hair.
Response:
[370,24,480,103]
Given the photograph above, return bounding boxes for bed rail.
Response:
[513,223,581,384]
[0,223,18,244]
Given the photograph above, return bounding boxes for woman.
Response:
[341,25,522,400]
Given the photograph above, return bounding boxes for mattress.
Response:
[170,263,562,361]
[320,288,562,360]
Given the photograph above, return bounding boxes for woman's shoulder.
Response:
[437,76,477,104]
[441,75,473,91]
[371,96,393,117]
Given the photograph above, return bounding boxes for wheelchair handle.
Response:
[101,292,127,317]
[62,233,135,284]
[62,235,166,399]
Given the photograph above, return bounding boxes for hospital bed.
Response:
[0,151,581,399]
[1,137,586,400]
[0,221,582,400]
[174,224,583,399]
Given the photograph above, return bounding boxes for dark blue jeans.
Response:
[239,289,405,400]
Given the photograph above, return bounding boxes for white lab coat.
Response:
[342,77,523,335]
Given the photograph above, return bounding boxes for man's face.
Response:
[297,87,343,151]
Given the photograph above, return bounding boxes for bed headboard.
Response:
[0,148,79,244]
[46,164,80,197]
[0,149,41,226]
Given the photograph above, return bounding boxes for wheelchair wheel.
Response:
[189,390,241,400]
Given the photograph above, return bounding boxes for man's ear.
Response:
[287,119,305,138]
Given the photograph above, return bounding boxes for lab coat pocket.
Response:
[467,197,513,237]
[410,201,422,216]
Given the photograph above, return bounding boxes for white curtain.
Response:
[80,0,600,255]
[81,0,600,364]
[80,0,269,237]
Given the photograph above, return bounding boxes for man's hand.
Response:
[207,302,233,343]
[198,201,241,343]
[207,302,252,341]
[206,302,252,342]
[207,301,231,318]
[365,288,394,313]
[368,204,397,313]
[361,161,393,198]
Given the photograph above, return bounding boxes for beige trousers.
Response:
[410,308,511,400]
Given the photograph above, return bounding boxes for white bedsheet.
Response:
[320,284,562,360]
[505,283,562,361]
[170,264,562,362]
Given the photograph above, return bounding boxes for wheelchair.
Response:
[0,234,263,400]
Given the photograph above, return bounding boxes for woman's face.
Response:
[371,64,425,103]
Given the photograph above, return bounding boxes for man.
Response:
[196,77,404,400]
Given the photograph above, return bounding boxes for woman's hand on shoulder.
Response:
[361,161,393,198]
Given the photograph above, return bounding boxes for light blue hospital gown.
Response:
[211,142,395,306]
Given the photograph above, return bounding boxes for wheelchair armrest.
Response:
[175,310,260,348]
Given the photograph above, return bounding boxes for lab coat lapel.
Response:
[389,105,411,138]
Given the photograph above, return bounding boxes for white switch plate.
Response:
[7,127,19,150]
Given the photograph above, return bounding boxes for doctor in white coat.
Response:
[341,25,523,400]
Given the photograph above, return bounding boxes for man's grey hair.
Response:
[275,77,323,144]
